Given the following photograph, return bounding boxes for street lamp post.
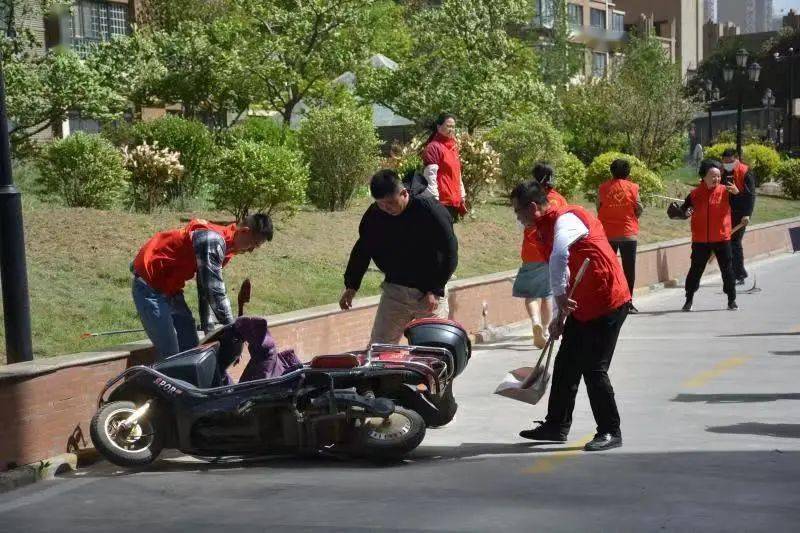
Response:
[774,47,800,152]
[700,79,722,145]
[762,88,776,144]
[0,24,34,363]
[722,49,762,157]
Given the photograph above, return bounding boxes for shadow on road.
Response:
[771,350,800,356]
[707,422,800,439]
[672,393,800,404]
[636,309,728,316]
[719,332,800,338]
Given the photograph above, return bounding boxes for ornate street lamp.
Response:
[700,79,723,145]
[763,88,776,143]
[721,49,762,156]
[774,47,800,152]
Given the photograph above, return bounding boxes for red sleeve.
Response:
[422,142,443,166]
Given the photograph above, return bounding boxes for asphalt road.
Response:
[2,253,799,532]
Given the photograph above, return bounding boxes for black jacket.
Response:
[344,185,458,297]
[722,167,756,219]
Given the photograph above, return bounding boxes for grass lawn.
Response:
[2,166,798,362]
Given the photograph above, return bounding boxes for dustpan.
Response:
[494,258,590,405]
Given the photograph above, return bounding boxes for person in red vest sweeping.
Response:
[676,159,739,312]
[514,163,568,349]
[597,158,643,313]
[422,113,467,221]
[131,214,273,359]
[511,179,631,451]
[720,148,756,285]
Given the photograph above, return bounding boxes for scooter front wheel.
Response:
[358,406,426,459]
[90,401,164,467]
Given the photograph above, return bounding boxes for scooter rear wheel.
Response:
[90,401,164,467]
[358,406,425,459]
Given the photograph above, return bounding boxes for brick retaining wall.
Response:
[1,216,798,469]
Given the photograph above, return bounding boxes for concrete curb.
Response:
[0,453,77,494]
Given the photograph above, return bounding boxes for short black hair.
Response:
[435,113,456,126]
[610,158,631,179]
[241,213,273,242]
[698,158,722,177]
[721,148,738,158]
[532,162,554,187]
[510,179,548,209]
[370,169,403,199]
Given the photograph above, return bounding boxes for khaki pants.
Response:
[369,282,450,344]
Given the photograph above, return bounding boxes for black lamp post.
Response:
[774,47,800,152]
[700,79,722,145]
[0,23,34,363]
[722,48,761,157]
[762,88,776,144]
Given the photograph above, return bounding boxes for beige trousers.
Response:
[369,282,450,344]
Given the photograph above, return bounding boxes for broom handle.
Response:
[521,258,590,387]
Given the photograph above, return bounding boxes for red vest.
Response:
[598,178,640,239]
[133,219,236,296]
[689,184,732,243]
[422,133,463,207]
[521,189,568,263]
[537,205,631,322]
[732,162,749,192]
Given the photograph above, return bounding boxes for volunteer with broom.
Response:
[511,179,630,452]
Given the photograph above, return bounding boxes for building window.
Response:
[612,12,624,32]
[592,52,607,77]
[590,8,606,29]
[535,0,554,28]
[568,4,583,28]
[68,1,130,57]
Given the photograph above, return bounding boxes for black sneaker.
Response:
[584,433,622,452]
[627,302,639,314]
[735,278,746,286]
[682,297,693,312]
[728,299,739,311]
[519,421,567,442]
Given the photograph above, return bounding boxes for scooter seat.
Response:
[153,343,223,389]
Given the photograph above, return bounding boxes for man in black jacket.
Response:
[340,169,458,344]
[721,148,756,284]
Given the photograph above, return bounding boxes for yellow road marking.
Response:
[683,356,751,388]
[522,433,594,474]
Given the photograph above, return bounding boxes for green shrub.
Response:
[704,142,781,185]
[386,135,425,177]
[225,117,297,149]
[298,104,381,211]
[131,116,215,198]
[210,140,308,221]
[487,111,568,193]
[774,159,800,200]
[712,127,763,146]
[704,142,734,161]
[122,142,186,212]
[37,132,128,208]
[457,132,500,205]
[583,152,663,204]
[555,153,586,200]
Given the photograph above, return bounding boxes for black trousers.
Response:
[610,240,637,297]
[684,241,736,299]
[730,215,748,280]
[545,304,628,436]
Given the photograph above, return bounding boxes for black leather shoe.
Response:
[627,302,639,314]
[728,299,739,311]
[584,433,622,452]
[682,298,693,312]
[735,278,746,286]
[519,421,567,442]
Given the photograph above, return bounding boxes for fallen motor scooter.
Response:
[90,317,471,467]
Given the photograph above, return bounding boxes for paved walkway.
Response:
[2,253,799,532]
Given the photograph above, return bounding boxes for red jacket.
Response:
[133,219,236,296]
[689,184,732,243]
[422,133,463,207]
[521,189,568,263]
[598,178,640,239]
[536,205,631,322]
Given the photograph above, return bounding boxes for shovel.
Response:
[494,258,590,405]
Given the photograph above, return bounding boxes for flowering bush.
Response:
[457,132,500,204]
[122,142,185,212]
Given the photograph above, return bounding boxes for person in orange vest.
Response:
[422,113,467,221]
[597,159,643,313]
[513,163,568,348]
[511,179,631,451]
[131,214,273,359]
[720,148,756,285]
[676,159,740,311]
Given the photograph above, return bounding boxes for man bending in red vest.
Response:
[511,179,631,452]
[131,214,273,359]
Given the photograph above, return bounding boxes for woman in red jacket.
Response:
[422,113,467,220]
[678,159,740,312]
